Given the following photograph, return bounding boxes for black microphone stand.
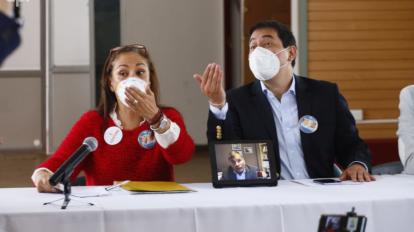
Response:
[60,170,76,209]
[43,169,94,209]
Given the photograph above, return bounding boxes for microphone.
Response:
[49,137,98,186]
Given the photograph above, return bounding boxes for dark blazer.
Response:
[221,165,259,180]
[207,75,372,178]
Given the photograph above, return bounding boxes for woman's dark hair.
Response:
[249,20,297,67]
[97,45,160,120]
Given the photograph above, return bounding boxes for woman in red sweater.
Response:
[32,44,195,192]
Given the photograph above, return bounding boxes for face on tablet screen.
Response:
[215,143,271,181]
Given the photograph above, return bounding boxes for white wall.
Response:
[121,0,224,144]
[0,0,92,151]
[52,0,90,66]
[48,0,92,152]
[0,77,42,149]
[51,73,91,151]
[0,0,41,150]
[1,0,40,70]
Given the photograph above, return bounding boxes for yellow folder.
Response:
[116,181,195,193]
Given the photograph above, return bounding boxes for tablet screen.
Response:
[209,140,277,187]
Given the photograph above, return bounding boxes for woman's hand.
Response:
[194,63,226,108]
[125,85,159,120]
[33,170,59,193]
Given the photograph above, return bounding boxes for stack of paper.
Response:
[116,181,195,193]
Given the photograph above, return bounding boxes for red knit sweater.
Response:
[38,108,195,185]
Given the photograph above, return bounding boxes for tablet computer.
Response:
[209,140,278,188]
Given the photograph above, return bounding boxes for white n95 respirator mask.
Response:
[116,77,147,107]
[248,46,290,81]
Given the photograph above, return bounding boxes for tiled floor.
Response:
[0,149,211,188]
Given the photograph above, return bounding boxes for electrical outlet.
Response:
[33,139,42,148]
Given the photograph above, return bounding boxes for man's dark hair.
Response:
[249,20,297,67]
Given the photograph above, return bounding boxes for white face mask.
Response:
[116,77,147,107]
[248,46,290,81]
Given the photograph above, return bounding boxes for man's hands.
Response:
[194,63,226,108]
[340,163,376,182]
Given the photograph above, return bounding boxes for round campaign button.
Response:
[299,115,318,134]
[138,130,156,149]
[104,126,123,145]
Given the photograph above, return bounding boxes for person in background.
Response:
[0,0,21,66]
[32,44,195,192]
[397,85,414,174]
[194,20,374,182]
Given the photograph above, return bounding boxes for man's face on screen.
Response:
[229,154,246,174]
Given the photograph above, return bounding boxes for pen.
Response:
[105,180,130,191]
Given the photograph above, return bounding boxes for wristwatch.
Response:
[150,114,169,131]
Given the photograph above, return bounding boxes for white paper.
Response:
[290,179,363,187]
[71,187,110,198]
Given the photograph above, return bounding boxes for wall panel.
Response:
[308,0,414,139]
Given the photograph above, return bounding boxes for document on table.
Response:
[71,187,110,198]
[119,181,196,194]
[290,179,363,187]
[51,182,196,198]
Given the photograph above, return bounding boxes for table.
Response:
[1,174,414,232]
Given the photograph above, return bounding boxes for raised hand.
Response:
[194,63,226,108]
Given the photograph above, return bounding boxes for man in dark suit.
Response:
[221,151,259,180]
[194,20,375,182]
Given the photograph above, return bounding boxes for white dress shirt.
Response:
[397,85,414,174]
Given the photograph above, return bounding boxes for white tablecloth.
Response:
[1,174,414,232]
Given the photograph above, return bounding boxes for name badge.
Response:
[299,115,318,134]
[138,130,156,149]
[104,126,123,145]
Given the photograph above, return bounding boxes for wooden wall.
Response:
[308,0,414,139]
[243,0,291,84]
